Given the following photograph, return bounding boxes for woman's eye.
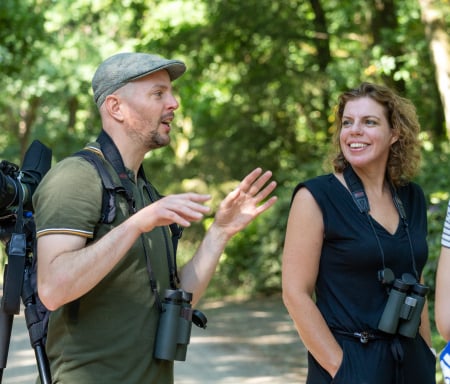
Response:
[342,120,352,127]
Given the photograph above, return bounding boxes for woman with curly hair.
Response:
[282,82,436,383]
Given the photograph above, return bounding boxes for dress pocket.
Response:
[331,341,348,384]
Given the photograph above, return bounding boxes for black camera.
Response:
[1,140,52,382]
[0,140,52,219]
[378,276,429,338]
[154,289,207,361]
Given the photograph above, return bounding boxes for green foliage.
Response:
[1,1,450,358]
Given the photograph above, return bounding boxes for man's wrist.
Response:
[207,222,233,244]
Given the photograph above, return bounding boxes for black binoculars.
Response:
[154,289,207,361]
[377,277,429,338]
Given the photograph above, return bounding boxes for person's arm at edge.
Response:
[435,245,450,341]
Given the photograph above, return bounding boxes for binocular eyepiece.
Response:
[154,289,207,361]
[377,274,429,338]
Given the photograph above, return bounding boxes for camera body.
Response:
[378,276,429,338]
[154,289,207,361]
[0,140,52,218]
[0,161,28,216]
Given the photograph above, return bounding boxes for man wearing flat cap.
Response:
[32,52,277,383]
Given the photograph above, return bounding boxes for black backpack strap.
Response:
[73,147,131,224]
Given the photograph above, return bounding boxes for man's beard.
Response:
[126,121,170,150]
[147,128,170,149]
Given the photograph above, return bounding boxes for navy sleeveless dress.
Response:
[294,174,436,384]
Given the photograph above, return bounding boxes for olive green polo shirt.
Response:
[33,145,174,383]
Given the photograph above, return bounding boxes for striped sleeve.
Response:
[442,200,450,248]
[36,227,93,238]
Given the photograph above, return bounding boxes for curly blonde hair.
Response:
[331,82,421,187]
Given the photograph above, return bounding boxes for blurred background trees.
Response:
[1,0,449,355]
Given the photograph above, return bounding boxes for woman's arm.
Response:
[282,187,343,377]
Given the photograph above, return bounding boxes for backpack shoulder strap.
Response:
[73,147,126,224]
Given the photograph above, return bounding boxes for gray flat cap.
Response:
[92,52,186,108]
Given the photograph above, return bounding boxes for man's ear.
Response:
[104,94,124,122]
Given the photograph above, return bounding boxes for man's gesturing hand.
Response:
[213,168,277,238]
[134,193,211,232]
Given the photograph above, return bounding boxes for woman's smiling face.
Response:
[339,96,398,170]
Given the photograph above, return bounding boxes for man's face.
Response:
[117,70,180,150]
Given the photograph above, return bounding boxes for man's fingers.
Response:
[239,169,275,197]
[249,170,275,196]
[238,168,264,193]
[179,193,211,215]
[165,193,211,224]
[254,180,277,203]
[255,195,278,215]
[184,192,211,203]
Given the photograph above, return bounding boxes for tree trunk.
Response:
[369,0,406,92]
[19,97,41,160]
[418,0,450,139]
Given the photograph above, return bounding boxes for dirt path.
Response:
[175,295,308,383]
[2,295,308,383]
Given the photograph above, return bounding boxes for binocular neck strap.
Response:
[343,166,418,281]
